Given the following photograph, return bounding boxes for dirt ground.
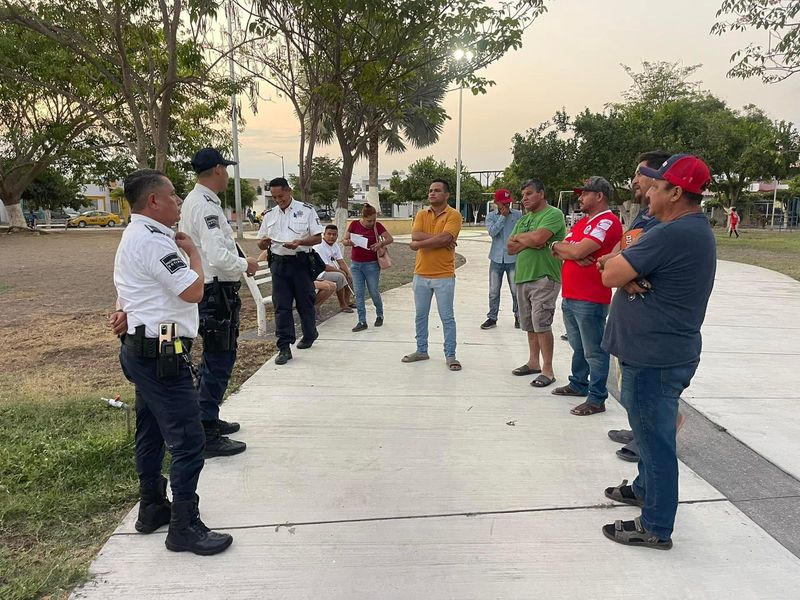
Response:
[0,229,426,402]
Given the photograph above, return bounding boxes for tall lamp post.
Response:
[266,151,285,178]
[452,49,473,218]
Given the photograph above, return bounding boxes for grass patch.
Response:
[0,393,138,600]
[714,229,800,282]
[0,283,10,295]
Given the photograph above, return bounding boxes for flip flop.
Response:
[616,441,639,462]
[402,352,430,363]
[446,357,462,371]
[608,429,634,444]
[551,384,587,397]
[530,374,556,388]
[512,364,541,376]
[570,402,606,416]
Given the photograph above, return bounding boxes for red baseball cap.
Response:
[494,188,513,203]
[639,154,711,195]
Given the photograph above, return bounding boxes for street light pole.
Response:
[455,84,463,217]
[226,0,243,240]
[266,151,285,177]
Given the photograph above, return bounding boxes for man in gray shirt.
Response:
[481,188,523,329]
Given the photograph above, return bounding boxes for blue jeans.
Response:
[562,298,610,406]
[487,261,518,321]
[351,261,383,324]
[620,361,699,540]
[412,275,456,358]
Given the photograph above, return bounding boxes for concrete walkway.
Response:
[74,234,800,599]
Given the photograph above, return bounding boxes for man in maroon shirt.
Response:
[551,176,622,416]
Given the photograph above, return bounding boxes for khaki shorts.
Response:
[517,278,560,333]
[318,271,347,290]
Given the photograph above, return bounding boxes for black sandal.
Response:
[530,374,556,388]
[602,516,672,550]
[604,479,643,507]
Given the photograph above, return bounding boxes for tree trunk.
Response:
[367,130,381,214]
[336,153,355,234]
[3,200,28,229]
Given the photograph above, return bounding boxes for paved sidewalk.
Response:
[74,234,800,599]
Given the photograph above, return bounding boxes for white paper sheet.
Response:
[350,233,369,249]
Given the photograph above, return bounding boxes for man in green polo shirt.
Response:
[507,178,566,388]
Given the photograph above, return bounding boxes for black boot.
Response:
[203,423,247,458]
[135,476,171,534]
[165,497,233,555]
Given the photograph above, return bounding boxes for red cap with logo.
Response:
[639,154,711,195]
[494,188,513,203]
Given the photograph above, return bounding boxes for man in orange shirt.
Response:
[402,179,463,371]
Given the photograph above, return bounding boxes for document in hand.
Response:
[350,233,369,249]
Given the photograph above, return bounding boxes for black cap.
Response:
[190,148,237,173]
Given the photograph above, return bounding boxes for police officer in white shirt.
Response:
[114,169,232,555]
[257,177,323,364]
[179,148,258,458]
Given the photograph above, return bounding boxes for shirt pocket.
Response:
[288,217,306,234]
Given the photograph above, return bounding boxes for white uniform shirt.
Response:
[313,240,344,280]
[178,182,247,282]
[257,199,323,256]
[114,214,199,338]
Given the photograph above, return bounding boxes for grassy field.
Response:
[0,230,439,600]
[714,228,800,282]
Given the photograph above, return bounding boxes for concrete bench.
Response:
[241,260,272,336]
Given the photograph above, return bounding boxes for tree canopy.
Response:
[390,156,483,206]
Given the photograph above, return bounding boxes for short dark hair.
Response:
[269,177,290,189]
[665,182,704,205]
[324,224,338,232]
[124,169,167,211]
[430,178,450,193]
[521,178,545,194]
[361,204,377,218]
[637,151,672,170]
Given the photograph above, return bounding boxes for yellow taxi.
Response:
[67,210,123,228]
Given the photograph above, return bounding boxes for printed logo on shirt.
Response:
[204,215,220,229]
[583,225,592,235]
[160,252,187,274]
[589,227,608,242]
[596,219,613,231]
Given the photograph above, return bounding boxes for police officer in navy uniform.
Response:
[114,169,232,555]
[257,177,323,364]
[179,148,258,458]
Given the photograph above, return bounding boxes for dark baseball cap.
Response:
[573,176,613,199]
[190,148,237,173]
[639,154,711,195]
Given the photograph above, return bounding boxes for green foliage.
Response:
[712,1,800,83]
[21,169,84,211]
[390,156,483,206]
[0,395,138,600]
[621,61,702,106]
[288,156,346,209]
[218,177,257,210]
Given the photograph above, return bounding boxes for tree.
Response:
[218,177,256,211]
[253,0,547,232]
[288,156,345,212]
[1,0,240,170]
[712,1,800,83]
[390,155,482,207]
[0,21,96,228]
[621,61,702,106]
[22,168,84,213]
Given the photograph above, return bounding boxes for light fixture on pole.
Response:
[266,151,285,177]
[452,49,473,218]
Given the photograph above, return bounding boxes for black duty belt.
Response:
[205,280,241,291]
[122,334,193,358]
[271,253,309,262]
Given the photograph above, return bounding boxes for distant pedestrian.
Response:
[402,179,462,371]
[726,206,740,238]
[507,179,566,388]
[550,176,622,416]
[342,205,393,331]
[599,154,715,550]
[481,188,523,330]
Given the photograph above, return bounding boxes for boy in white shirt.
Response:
[313,224,355,312]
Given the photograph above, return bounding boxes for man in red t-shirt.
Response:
[551,176,622,416]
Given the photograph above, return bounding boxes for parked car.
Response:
[316,208,333,221]
[49,208,79,221]
[67,210,122,228]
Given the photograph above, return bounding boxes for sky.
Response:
[234,0,800,183]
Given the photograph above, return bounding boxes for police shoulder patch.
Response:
[204,215,220,229]
[160,252,187,274]
[144,224,166,235]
